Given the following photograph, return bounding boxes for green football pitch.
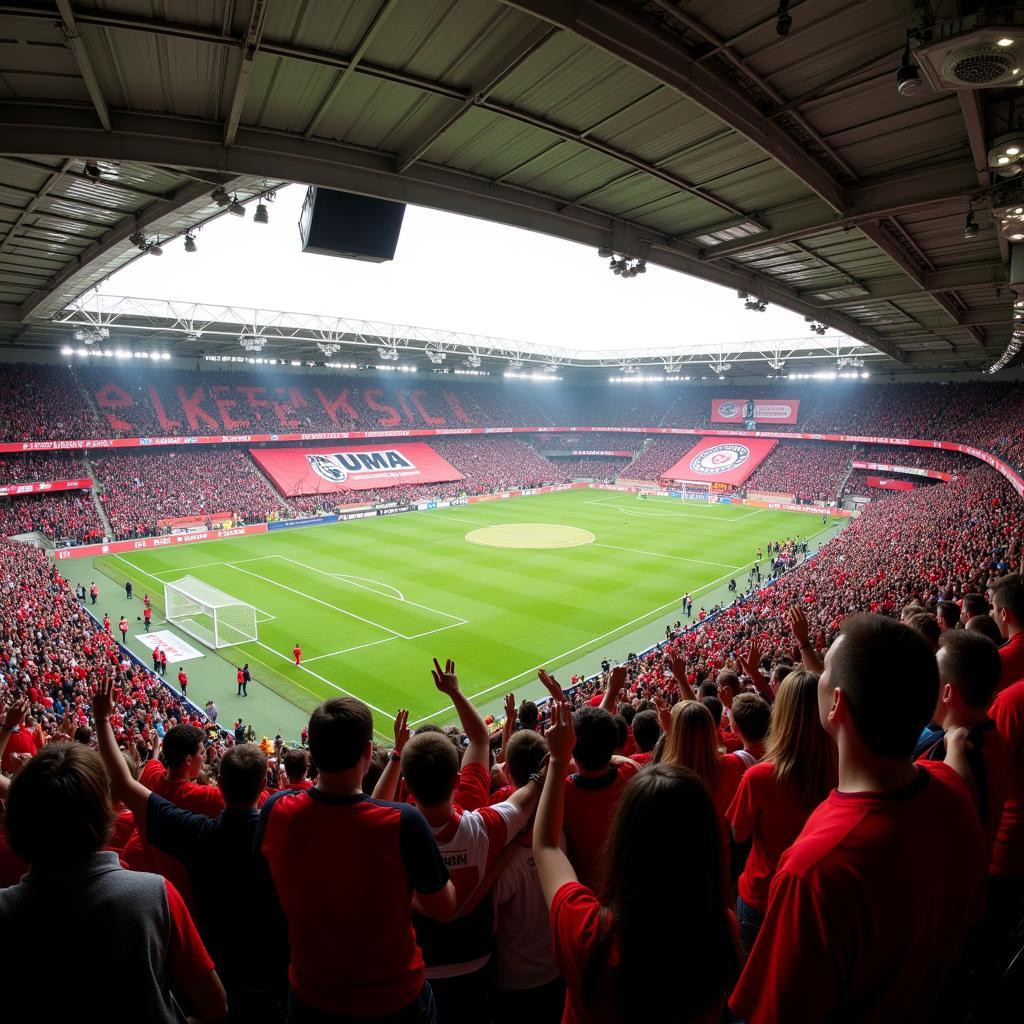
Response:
[93,490,839,732]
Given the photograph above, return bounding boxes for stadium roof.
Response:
[0,1,1021,372]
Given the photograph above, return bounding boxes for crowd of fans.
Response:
[0,492,104,544]
[90,450,286,540]
[743,442,854,501]
[851,443,975,474]
[0,453,88,486]
[843,469,942,498]
[537,457,621,479]
[1,454,1023,1021]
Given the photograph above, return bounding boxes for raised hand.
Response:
[789,604,811,647]
[393,708,410,754]
[431,658,459,696]
[607,665,628,698]
[545,701,576,766]
[537,669,566,703]
[652,694,674,735]
[719,684,734,710]
[741,638,762,676]
[2,697,29,731]
[503,692,517,724]
[92,678,116,721]
[667,651,688,686]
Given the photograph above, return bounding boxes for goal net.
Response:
[673,481,714,504]
[164,576,258,650]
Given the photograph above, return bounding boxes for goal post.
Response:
[164,576,258,650]
[670,481,714,504]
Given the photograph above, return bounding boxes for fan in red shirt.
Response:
[534,701,739,1024]
[731,614,987,1024]
[989,674,1024,934]
[727,668,836,953]
[917,630,1008,859]
[177,669,188,696]
[991,573,1024,692]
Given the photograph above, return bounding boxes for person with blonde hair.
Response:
[656,700,744,819]
[727,669,837,952]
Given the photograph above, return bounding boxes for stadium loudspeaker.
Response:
[298,187,406,263]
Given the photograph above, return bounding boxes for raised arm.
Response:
[372,708,409,802]
[667,652,697,703]
[431,658,489,768]
[93,679,152,820]
[789,605,824,674]
[739,639,772,700]
[497,692,517,765]
[0,697,30,800]
[533,701,578,905]
[599,665,628,713]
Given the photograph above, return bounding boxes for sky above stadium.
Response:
[106,184,823,355]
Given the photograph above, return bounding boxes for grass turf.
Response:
[95,490,836,728]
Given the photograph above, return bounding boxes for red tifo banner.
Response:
[710,398,800,424]
[1,426,1020,498]
[249,443,465,496]
[663,436,778,486]
[0,477,92,496]
[865,476,916,492]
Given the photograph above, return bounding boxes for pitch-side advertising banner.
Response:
[710,399,800,424]
[0,477,92,496]
[249,443,464,496]
[663,437,778,486]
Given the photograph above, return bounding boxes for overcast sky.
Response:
[105,184,834,356]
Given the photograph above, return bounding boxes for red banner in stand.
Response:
[250,443,465,496]
[663,437,778,486]
[865,476,916,491]
[0,477,92,496]
[710,398,800,424]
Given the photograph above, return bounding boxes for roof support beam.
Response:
[0,159,73,258]
[303,0,401,139]
[397,23,557,173]
[55,0,111,131]
[800,263,1008,307]
[222,0,269,147]
[499,0,846,211]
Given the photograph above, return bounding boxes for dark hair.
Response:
[698,680,719,699]
[283,747,309,782]
[519,701,539,729]
[362,744,389,796]
[402,732,460,806]
[5,744,113,867]
[830,614,938,758]
[731,694,771,742]
[572,707,619,772]
[908,612,940,650]
[505,730,547,787]
[938,630,1002,709]
[162,724,206,768]
[936,601,961,628]
[991,573,1024,623]
[589,764,738,1021]
[966,613,1003,644]
[771,663,793,685]
[219,744,267,805]
[617,703,636,726]
[630,709,661,753]
[612,714,630,751]
[307,697,373,772]
[962,593,989,619]
[701,695,723,727]
[73,726,93,745]
[716,670,740,691]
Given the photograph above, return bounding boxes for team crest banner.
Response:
[250,443,464,496]
[663,437,778,486]
[710,398,800,424]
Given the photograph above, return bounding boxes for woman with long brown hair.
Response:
[727,669,837,952]
[533,702,738,1024]
[657,699,746,820]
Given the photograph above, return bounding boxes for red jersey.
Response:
[990,678,1024,877]
[997,631,1024,693]
[727,761,820,912]
[237,669,245,684]
[0,727,37,774]
[730,765,986,1023]
[562,760,640,889]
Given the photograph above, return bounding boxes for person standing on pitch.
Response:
[159,648,168,677]
[243,664,251,695]
[125,580,133,600]
[236,667,246,697]
[118,616,129,643]
[292,643,302,666]
[144,605,152,631]
[178,669,188,697]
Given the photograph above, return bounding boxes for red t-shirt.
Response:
[998,632,1024,693]
[727,762,819,912]
[0,727,37,774]
[713,753,746,819]
[991,678,1024,877]
[562,760,640,890]
[730,765,986,1023]
[551,882,730,1024]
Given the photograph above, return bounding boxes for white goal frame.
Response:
[671,481,715,504]
[164,576,258,650]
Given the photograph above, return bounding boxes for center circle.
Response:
[465,523,596,549]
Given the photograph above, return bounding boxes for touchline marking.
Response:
[301,636,399,663]
[417,509,495,527]
[409,520,837,727]
[592,542,739,570]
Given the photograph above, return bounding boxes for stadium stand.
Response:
[0,453,88,485]
[0,492,104,545]
[743,442,854,501]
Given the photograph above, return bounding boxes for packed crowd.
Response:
[539,457,621,479]
[0,492,104,544]
[618,439,686,480]
[843,469,942,498]
[851,443,975,474]
[90,450,285,540]
[1,459,1023,1021]
[743,442,854,501]
[0,453,88,486]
